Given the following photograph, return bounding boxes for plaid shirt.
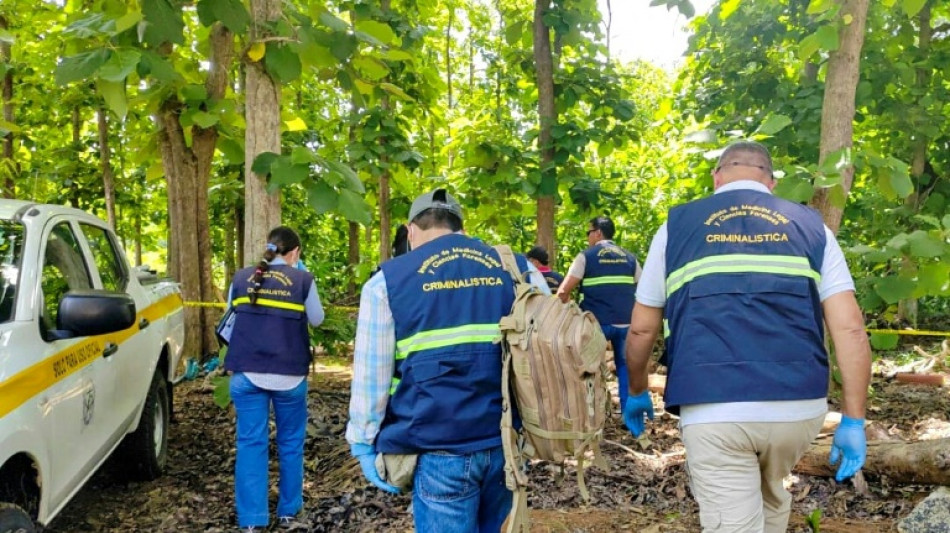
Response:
[345,271,395,447]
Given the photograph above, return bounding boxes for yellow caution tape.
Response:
[866,329,950,337]
[183,301,228,309]
[183,301,359,313]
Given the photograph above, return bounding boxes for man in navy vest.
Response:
[526,245,564,291]
[624,141,872,532]
[556,216,641,411]
[346,188,515,532]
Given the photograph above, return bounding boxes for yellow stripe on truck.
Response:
[0,292,183,419]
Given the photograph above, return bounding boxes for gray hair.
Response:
[716,141,773,177]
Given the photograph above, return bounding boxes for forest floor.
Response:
[48,341,950,532]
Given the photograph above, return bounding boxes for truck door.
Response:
[37,220,117,509]
[77,222,149,429]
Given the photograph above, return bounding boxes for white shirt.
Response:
[636,180,855,425]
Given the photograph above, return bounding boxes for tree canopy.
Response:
[1,0,948,357]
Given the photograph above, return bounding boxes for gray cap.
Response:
[408,188,463,222]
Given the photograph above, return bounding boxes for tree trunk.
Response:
[533,0,557,261]
[897,3,932,326]
[158,23,233,359]
[97,108,116,229]
[808,0,869,234]
[244,0,282,264]
[795,438,950,485]
[0,15,14,198]
[70,106,82,208]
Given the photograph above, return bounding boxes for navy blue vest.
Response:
[540,269,564,291]
[580,242,638,325]
[225,264,313,376]
[663,188,828,414]
[376,233,515,454]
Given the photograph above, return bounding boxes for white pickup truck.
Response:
[0,201,185,532]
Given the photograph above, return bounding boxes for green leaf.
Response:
[97,79,128,119]
[318,12,349,32]
[211,375,231,408]
[818,147,852,175]
[378,82,414,102]
[251,152,280,175]
[355,20,397,45]
[197,0,249,34]
[325,160,364,192]
[377,49,413,62]
[874,276,916,304]
[869,333,899,351]
[142,0,185,46]
[907,230,945,258]
[773,176,814,203]
[338,189,372,225]
[330,35,358,62]
[191,111,219,129]
[352,56,389,81]
[114,10,142,34]
[264,43,302,84]
[888,169,914,199]
[217,137,244,163]
[137,50,181,84]
[55,49,110,85]
[504,20,524,46]
[291,146,317,165]
[917,263,950,296]
[307,180,337,214]
[943,214,950,230]
[807,0,837,14]
[826,184,847,209]
[755,114,792,136]
[815,24,839,52]
[98,49,141,82]
[719,0,742,20]
[270,158,309,186]
[902,0,927,17]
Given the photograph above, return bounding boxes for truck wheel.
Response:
[0,503,34,533]
[120,370,169,481]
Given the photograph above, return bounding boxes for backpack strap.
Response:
[494,244,526,285]
[495,244,531,533]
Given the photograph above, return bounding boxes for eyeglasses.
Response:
[714,162,772,173]
[587,228,598,236]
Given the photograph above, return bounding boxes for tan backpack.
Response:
[494,245,610,533]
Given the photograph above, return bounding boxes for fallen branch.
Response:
[794,438,950,485]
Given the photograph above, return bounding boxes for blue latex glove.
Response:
[829,415,867,482]
[623,391,655,438]
[351,443,401,494]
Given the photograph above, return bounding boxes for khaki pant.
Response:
[682,415,825,533]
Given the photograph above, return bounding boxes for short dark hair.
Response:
[526,246,549,265]
[392,224,409,257]
[590,216,615,239]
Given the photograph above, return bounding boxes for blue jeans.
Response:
[412,446,511,533]
[230,373,308,528]
[601,324,630,409]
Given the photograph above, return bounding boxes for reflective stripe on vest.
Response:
[232,296,306,313]
[583,275,636,287]
[666,253,820,298]
[394,323,501,360]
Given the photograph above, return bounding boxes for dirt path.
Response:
[47,360,946,532]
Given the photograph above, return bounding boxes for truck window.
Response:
[80,223,128,292]
[0,220,24,323]
[41,223,92,336]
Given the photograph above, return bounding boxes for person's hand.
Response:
[829,415,866,482]
[351,443,401,493]
[623,391,655,437]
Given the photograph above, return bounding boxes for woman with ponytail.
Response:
[224,226,325,532]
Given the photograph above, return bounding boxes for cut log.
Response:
[895,373,947,386]
[794,438,950,485]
